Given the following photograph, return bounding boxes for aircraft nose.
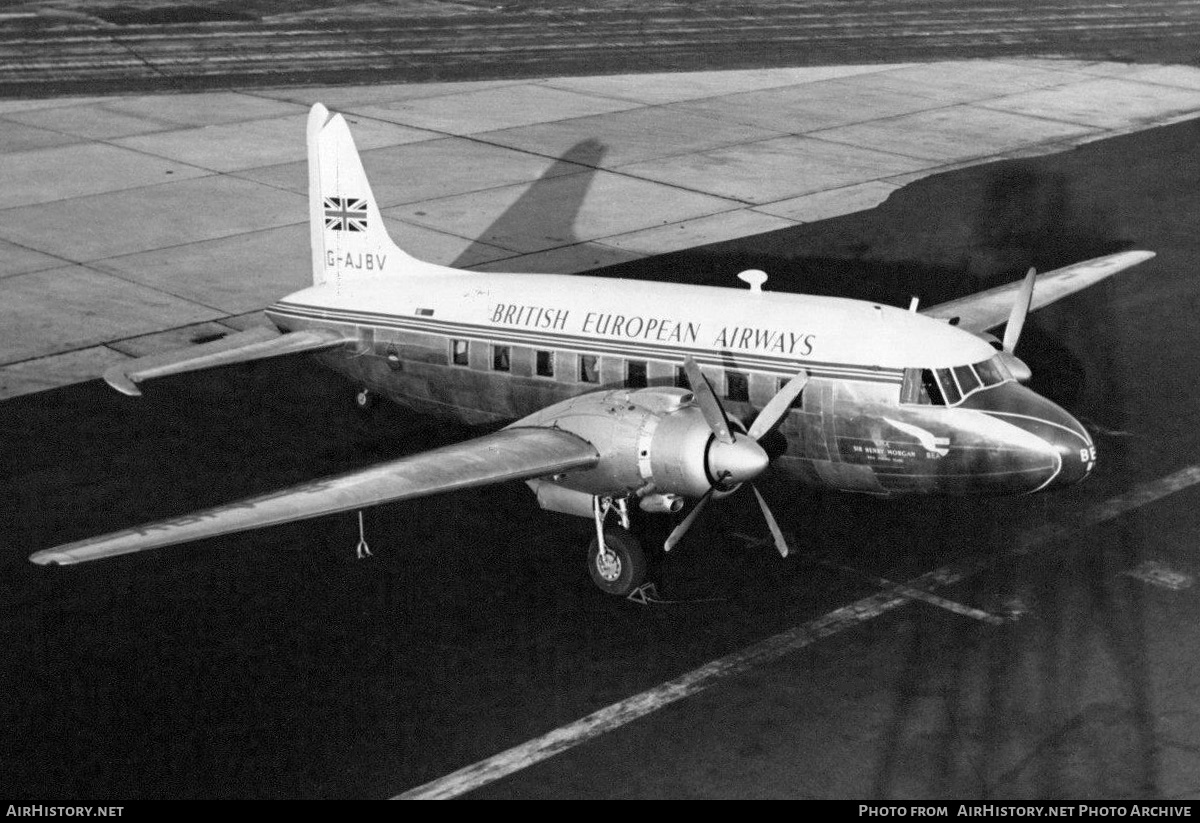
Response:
[997,392,1096,489]
[964,383,1097,493]
[1043,408,1096,487]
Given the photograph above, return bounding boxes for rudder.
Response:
[307,104,415,289]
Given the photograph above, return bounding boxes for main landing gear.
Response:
[587,497,647,597]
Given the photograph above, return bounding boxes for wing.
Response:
[921,250,1155,333]
[104,325,351,396]
[29,427,598,566]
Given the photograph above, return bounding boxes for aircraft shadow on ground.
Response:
[450,138,607,269]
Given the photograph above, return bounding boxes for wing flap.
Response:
[104,326,350,396]
[29,427,598,566]
[921,250,1155,333]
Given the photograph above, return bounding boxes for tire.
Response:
[587,526,647,597]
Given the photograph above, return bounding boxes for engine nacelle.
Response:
[528,481,596,519]
[512,387,733,505]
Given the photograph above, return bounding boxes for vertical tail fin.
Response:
[307,104,415,289]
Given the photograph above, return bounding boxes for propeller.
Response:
[664,358,808,557]
[999,266,1036,382]
[1003,266,1036,353]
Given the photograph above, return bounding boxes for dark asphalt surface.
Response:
[1,1,1198,97]
[2,112,1198,798]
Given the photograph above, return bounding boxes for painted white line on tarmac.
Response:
[395,465,1200,800]
[873,576,1006,625]
[812,558,1007,625]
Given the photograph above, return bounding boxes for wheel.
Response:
[587,526,647,597]
[355,388,377,410]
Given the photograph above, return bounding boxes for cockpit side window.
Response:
[974,356,1010,386]
[901,368,943,405]
[953,364,981,395]
[936,369,962,405]
[903,356,1012,407]
[922,370,944,405]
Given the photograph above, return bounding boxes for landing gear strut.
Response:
[587,497,646,597]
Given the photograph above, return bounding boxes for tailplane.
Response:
[307,103,418,288]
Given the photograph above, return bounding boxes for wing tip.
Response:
[1113,249,1156,264]
[29,550,70,566]
[103,364,142,397]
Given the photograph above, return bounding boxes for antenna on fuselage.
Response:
[737,269,768,293]
[908,296,920,312]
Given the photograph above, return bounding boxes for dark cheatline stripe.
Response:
[267,301,906,384]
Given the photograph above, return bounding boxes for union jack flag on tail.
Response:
[310,107,415,287]
[324,197,368,232]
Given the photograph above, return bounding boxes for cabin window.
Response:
[953,364,981,396]
[580,355,599,383]
[492,345,511,372]
[451,339,469,366]
[536,350,554,378]
[726,371,749,402]
[627,360,647,388]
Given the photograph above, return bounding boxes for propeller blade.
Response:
[682,356,734,444]
[664,487,713,552]
[746,371,809,441]
[1003,266,1037,353]
[751,485,789,558]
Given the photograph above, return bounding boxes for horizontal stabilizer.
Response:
[29,427,598,566]
[104,326,350,396]
[921,250,1155,333]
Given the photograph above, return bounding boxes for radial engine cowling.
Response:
[512,386,768,505]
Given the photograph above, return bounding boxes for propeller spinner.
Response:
[664,358,808,557]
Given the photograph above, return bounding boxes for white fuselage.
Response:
[266,268,1093,497]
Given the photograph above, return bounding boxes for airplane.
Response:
[27,103,1155,598]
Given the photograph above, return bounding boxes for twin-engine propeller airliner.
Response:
[28,104,1154,597]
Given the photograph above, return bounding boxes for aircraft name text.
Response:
[713,325,815,356]
[491,303,571,331]
[490,303,815,355]
[582,312,700,344]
